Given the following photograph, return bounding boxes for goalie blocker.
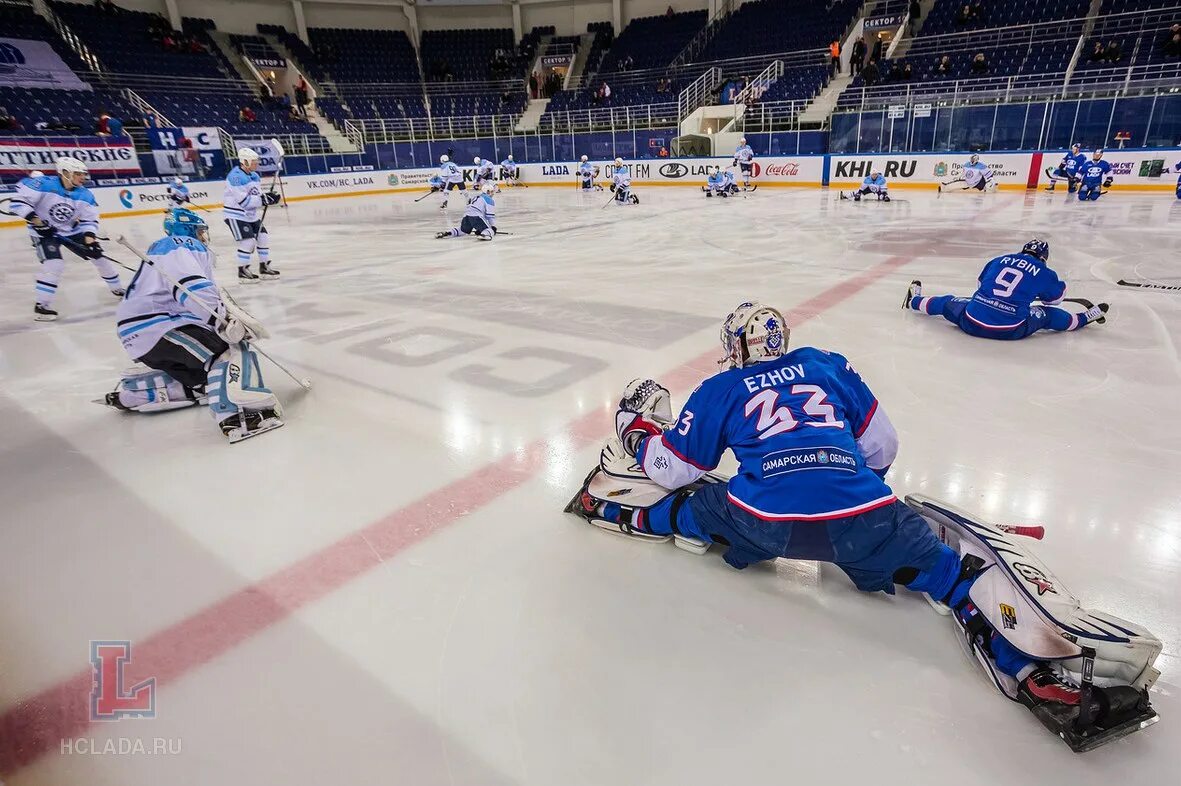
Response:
[567,438,1161,752]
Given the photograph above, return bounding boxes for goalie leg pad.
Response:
[207,343,280,416]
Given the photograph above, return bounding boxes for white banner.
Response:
[182,127,223,152]
[0,138,140,175]
[235,139,284,173]
[0,38,92,91]
[830,152,1034,189]
[517,157,824,186]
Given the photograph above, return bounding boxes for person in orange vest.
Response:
[829,40,841,76]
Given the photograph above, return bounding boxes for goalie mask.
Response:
[719,301,789,369]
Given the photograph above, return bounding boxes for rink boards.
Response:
[1,148,1176,227]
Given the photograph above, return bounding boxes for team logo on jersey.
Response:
[119,189,134,208]
[90,641,156,720]
[762,447,857,478]
[1013,562,1057,596]
[48,202,76,223]
[999,603,1018,630]
[816,449,829,464]
[227,363,241,384]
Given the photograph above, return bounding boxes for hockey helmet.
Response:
[440,154,450,163]
[164,207,209,244]
[1021,239,1050,262]
[474,156,482,165]
[719,301,789,370]
[1092,148,1105,159]
[55,156,88,184]
[969,153,980,164]
[613,157,623,167]
[580,155,588,162]
[237,147,260,166]
[482,181,496,194]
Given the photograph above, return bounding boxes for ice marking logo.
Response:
[1013,562,1057,596]
[90,641,156,720]
[999,603,1018,630]
[119,189,134,208]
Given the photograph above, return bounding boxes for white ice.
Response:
[1,186,1179,785]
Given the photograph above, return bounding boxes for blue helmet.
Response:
[1022,239,1050,261]
[164,207,208,242]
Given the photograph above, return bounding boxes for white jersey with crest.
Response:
[222,166,264,223]
[963,162,993,187]
[465,192,496,224]
[734,144,754,164]
[612,169,632,189]
[475,159,496,179]
[9,174,100,238]
[115,235,222,359]
[439,161,463,184]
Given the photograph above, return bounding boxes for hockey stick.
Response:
[414,190,436,203]
[601,191,618,209]
[1061,296,1109,323]
[258,137,287,224]
[115,235,313,390]
[1116,279,1181,292]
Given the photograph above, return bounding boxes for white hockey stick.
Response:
[115,235,312,390]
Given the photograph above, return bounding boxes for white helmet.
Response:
[238,148,260,165]
[440,154,449,163]
[474,156,482,164]
[613,157,623,167]
[482,181,496,194]
[507,154,514,161]
[580,155,588,162]
[173,176,184,185]
[30,170,45,178]
[719,301,789,370]
[739,137,747,145]
[55,156,88,178]
[969,153,980,164]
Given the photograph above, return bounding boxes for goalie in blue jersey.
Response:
[565,300,1161,752]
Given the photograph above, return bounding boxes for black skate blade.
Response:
[1029,700,1159,753]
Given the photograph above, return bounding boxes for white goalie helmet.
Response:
[440,154,450,163]
[238,148,260,166]
[482,181,496,194]
[739,137,747,145]
[55,156,89,178]
[969,153,980,164]
[719,301,790,370]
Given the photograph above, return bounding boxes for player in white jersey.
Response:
[941,154,996,192]
[435,182,497,240]
[105,208,283,443]
[500,155,521,186]
[7,156,123,321]
[437,154,466,209]
[733,138,755,190]
[167,177,191,207]
[222,148,281,283]
[610,158,639,204]
[577,155,602,190]
[704,166,726,197]
[473,157,497,190]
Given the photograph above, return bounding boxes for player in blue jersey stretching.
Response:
[564,300,1162,751]
[903,239,1107,339]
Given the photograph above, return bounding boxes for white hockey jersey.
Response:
[734,144,754,164]
[612,169,632,190]
[222,166,264,222]
[475,159,496,179]
[116,235,222,359]
[439,161,463,184]
[465,193,496,225]
[9,174,100,238]
[963,162,993,187]
[167,181,191,205]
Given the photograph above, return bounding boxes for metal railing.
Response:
[735,60,784,105]
[678,67,723,120]
[733,99,809,132]
[346,113,522,144]
[123,88,173,127]
[538,102,679,134]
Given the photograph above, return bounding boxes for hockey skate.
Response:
[220,406,284,444]
[906,494,1161,752]
[258,262,280,280]
[238,266,260,284]
[1061,297,1110,325]
[34,303,58,321]
[435,231,451,239]
[903,280,922,310]
[110,288,126,297]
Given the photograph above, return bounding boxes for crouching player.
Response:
[610,158,639,204]
[704,166,728,197]
[904,239,1107,339]
[567,301,1161,752]
[842,170,890,202]
[941,154,995,192]
[1045,144,1086,193]
[501,154,522,186]
[1077,149,1113,201]
[105,208,283,443]
[577,156,601,190]
[436,182,497,240]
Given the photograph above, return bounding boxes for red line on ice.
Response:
[0,253,916,777]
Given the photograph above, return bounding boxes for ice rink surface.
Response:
[1,185,1179,785]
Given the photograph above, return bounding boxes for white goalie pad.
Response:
[589,437,678,509]
[906,494,1162,693]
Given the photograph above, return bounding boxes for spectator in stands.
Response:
[529,72,539,99]
[937,55,952,75]
[1089,41,1106,63]
[862,59,880,86]
[162,31,178,52]
[658,146,669,157]
[970,1,984,22]
[871,34,884,63]
[830,40,841,76]
[956,5,973,26]
[902,62,913,81]
[888,60,903,82]
[95,110,123,137]
[287,104,302,122]
[1167,28,1181,57]
[188,36,206,55]
[971,52,988,74]
[239,106,257,123]
[909,0,921,31]
[851,37,866,75]
[144,112,161,129]
[295,76,309,119]
[0,107,21,132]
[666,6,675,18]
[1105,40,1122,63]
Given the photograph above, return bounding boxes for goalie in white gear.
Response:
[435,182,497,240]
[105,207,283,443]
[566,300,1161,752]
[8,156,123,321]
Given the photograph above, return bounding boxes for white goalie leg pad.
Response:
[906,494,1162,692]
[112,369,199,413]
[206,343,280,415]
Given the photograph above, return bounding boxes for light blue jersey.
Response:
[167,181,190,205]
[862,174,887,192]
[439,161,463,184]
[222,166,263,222]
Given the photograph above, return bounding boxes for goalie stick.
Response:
[1117,278,1181,292]
[114,235,313,391]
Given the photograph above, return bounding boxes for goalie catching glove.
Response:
[215,291,270,344]
[614,378,673,456]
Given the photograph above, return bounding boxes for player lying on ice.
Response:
[566,301,1160,752]
[903,239,1109,340]
[104,208,284,443]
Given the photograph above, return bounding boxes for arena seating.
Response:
[421,28,520,82]
[697,0,862,62]
[918,0,1092,36]
[257,24,328,82]
[598,10,706,72]
[306,27,421,83]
